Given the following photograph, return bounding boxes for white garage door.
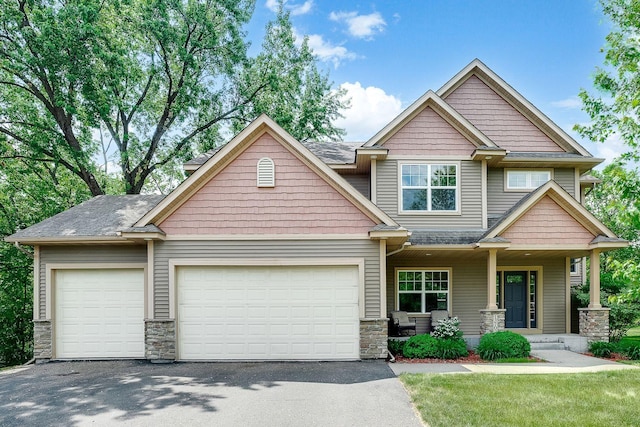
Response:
[55,269,144,359]
[177,265,360,360]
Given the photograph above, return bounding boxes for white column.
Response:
[487,249,498,309]
[589,249,602,309]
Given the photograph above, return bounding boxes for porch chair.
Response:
[390,311,416,336]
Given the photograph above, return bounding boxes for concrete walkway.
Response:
[389,350,640,375]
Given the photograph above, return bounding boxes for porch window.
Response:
[570,258,580,276]
[397,270,450,313]
[400,164,458,212]
[505,169,551,191]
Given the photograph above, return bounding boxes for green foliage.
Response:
[589,341,616,358]
[403,334,468,359]
[430,316,463,339]
[576,0,640,162]
[476,331,531,361]
[0,0,346,196]
[387,339,405,356]
[622,343,640,360]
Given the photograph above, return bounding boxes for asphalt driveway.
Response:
[0,361,423,427]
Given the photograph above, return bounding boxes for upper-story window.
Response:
[505,169,551,191]
[400,163,458,212]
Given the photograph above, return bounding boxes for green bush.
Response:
[476,331,531,360]
[403,334,468,359]
[436,338,469,359]
[589,341,616,358]
[404,334,439,358]
[621,343,640,360]
[388,339,405,356]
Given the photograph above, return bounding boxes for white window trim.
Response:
[569,258,581,276]
[395,268,453,314]
[397,161,461,215]
[504,168,553,192]
[257,157,275,187]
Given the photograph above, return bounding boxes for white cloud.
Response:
[329,11,386,39]
[266,0,313,16]
[294,30,357,67]
[551,97,583,109]
[334,82,403,141]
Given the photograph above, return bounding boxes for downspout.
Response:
[14,242,34,259]
[386,242,411,257]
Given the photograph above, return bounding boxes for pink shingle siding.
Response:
[501,196,595,244]
[445,76,564,152]
[383,106,477,155]
[159,134,377,235]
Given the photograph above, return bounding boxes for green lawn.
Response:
[401,370,640,427]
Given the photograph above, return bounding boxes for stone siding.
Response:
[33,320,52,361]
[145,320,176,361]
[360,318,388,359]
[579,308,610,343]
[479,309,506,334]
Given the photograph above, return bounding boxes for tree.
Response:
[576,0,640,161]
[0,155,90,366]
[0,0,346,196]
[233,6,347,141]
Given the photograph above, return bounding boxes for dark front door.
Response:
[504,271,527,328]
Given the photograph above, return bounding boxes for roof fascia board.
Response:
[4,236,133,245]
[364,90,497,148]
[437,59,593,157]
[486,181,617,238]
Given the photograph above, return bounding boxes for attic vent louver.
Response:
[257,157,275,187]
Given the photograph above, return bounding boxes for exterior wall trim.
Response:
[379,240,387,318]
[33,246,40,321]
[481,160,488,229]
[147,241,155,319]
[167,257,367,321]
[565,257,572,333]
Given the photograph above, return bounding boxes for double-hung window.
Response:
[398,270,450,313]
[506,170,551,191]
[401,163,458,212]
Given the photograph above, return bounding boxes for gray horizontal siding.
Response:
[375,160,483,228]
[38,245,147,319]
[387,254,568,335]
[341,173,370,199]
[153,239,380,319]
[487,168,577,216]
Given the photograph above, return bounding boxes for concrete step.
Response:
[529,342,566,350]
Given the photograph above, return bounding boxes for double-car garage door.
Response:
[53,264,360,360]
[177,265,360,360]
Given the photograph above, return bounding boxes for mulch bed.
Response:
[392,350,543,364]
[584,352,629,362]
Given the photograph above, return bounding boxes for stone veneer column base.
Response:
[145,319,176,362]
[360,318,388,359]
[33,320,52,362]
[579,308,610,343]
[479,309,506,334]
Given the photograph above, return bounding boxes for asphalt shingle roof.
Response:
[8,195,165,240]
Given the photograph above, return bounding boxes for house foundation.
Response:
[33,320,52,362]
[578,307,610,343]
[479,309,506,334]
[360,318,388,359]
[144,319,176,362]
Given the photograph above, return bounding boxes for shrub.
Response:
[431,317,463,340]
[387,339,405,356]
[621,343,640,360]
[589,341,616,358]
[476,331,531,360]
[403,334,439,359]
[436,338,469,359]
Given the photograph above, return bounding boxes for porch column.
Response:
[479,249,505,334]
[589,249,602,308]
[487,249,498,309]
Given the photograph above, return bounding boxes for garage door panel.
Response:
[178,265,359,360]
[55,269,144,359]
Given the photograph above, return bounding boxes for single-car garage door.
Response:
[55,269,144,359]
[177,265,360,360]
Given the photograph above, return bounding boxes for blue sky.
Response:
[248,1,619,165]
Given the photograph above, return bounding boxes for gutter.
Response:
[387,242,411,257]
[13,242,34,259]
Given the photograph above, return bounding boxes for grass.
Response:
[617,326,640,366]
[401,370,640,427]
